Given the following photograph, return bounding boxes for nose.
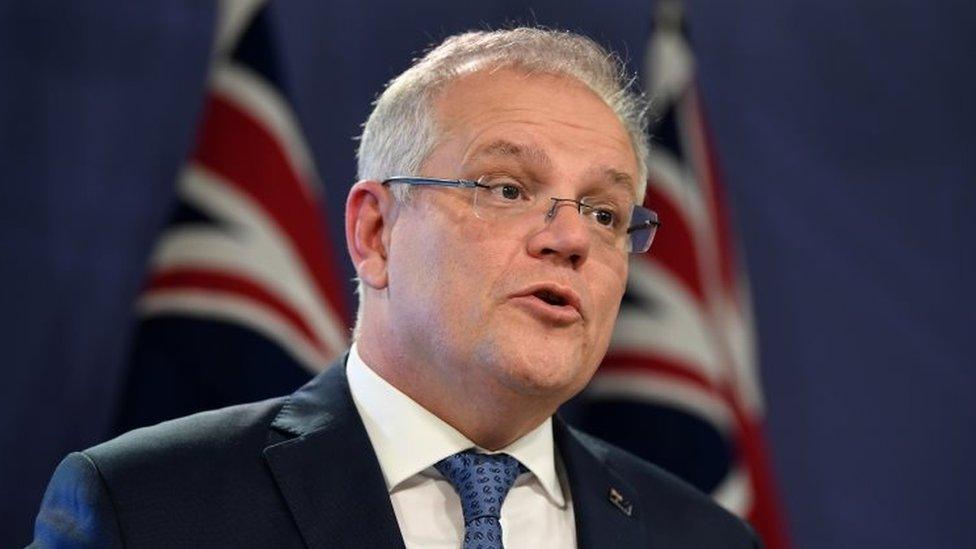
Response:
[526,199,591,268]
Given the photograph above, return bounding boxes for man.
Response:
[32,28,759,548]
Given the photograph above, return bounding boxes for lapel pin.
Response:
[608,487,633,517]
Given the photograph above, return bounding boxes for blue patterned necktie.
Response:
[435,451,524,549]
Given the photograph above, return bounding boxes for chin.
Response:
[476,336,595,399]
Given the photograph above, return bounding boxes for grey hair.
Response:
[351,28,650,338]
[357,27,650,199]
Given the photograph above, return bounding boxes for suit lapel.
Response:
[263,358,405,549]
[262,358,648,548]
[555,418,648,549]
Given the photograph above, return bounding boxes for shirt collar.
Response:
[346,343,566,507]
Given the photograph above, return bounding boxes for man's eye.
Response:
[483,178,528,201]
[499,184,522,200]
[593,208,616,227]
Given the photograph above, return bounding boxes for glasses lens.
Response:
[627,205,659,253]
[469,176,658,254]
[471,175,537,221]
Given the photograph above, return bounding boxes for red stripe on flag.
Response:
[601,350,722,399]
[190,93,349,326]
[687,86,738,300]
[643,181,707,302]
[606,348,790,546]
[739,417,792,549]
[724,398,791,548]
[685,88,790,545]
[145,268,326,355]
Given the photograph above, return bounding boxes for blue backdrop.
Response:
[2,1,974,547]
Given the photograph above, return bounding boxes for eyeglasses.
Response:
[382,175,660,253]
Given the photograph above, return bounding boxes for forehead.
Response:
[424,69,640,195]
[471,138,637,197]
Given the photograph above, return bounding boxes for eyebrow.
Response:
[581,166,637,202]
[594,167,635,190]
[470,139,636,198]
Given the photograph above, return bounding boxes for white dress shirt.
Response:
[346,343,577,549]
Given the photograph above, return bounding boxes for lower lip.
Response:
[510,295,582,325]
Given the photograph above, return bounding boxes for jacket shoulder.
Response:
[75,398,303,546]
[32,452,125,548]
[32,397,304,548]
[86,397,286,468]
[570,426,761,548]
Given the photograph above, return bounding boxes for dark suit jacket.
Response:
[32,358,760,548]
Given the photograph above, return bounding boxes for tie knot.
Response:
[435,451,523,524]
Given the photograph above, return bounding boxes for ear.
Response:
[345,180,396,290]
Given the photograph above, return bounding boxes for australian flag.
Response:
[576,1,791,547]
[116,0,349,432]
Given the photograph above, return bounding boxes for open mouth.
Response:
[511,283,582,325]
[534,289,569,307]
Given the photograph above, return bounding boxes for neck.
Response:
[355,329,560,451]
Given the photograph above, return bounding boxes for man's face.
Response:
[385,68,637,406]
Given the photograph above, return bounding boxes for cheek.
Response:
[388,209,489,321]
[387,216,445,314]
[588,260,628,334]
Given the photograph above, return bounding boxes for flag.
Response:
[576,1,790,546]
[116,0,349,432]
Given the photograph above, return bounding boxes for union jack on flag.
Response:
[116,0,348,431]
[577,1,790,547]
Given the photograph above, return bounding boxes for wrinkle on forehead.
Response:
[468,139,553,168]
